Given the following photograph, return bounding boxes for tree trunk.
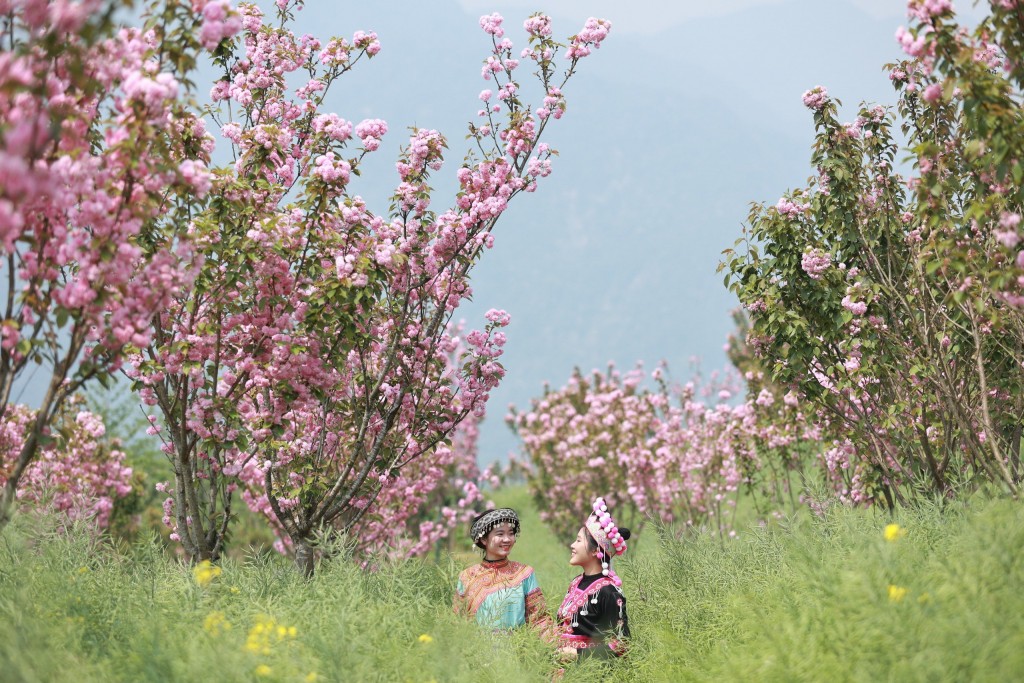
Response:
[294,538,316,579]
[0,483,15,533]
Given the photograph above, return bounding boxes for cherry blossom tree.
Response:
[127,3,613,571]
[722,0,1024,506]
[0,0,213,530]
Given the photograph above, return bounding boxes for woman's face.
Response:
[483,522,517,560]
[569,527,593,567]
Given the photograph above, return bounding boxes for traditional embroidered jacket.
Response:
[453,558,548,630]
[557,573,629,659]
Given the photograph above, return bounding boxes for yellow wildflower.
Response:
[245,614,296,655]
[883,524,906,542]
[254,664,272,677]
[203,611,232,636]
[888,585,908,603]
[304,674,319,683]
[230,585,240,594]
[418,633,434,644]
[193,560,222,587]
[77,566,89,574]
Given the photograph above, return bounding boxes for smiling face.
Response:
[569,526,595,568]
[482,522,517,560]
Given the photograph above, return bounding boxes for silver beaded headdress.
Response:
[470,508,520,543]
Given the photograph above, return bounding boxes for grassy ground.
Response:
[2,490,1022,682]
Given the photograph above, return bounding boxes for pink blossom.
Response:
[907,0,954,21]
[801,248,832,280]
[995,230,1020,248]
[313,113,352,141]
[320,37,350,66]
[566,18,611,60]
[484,308,511,326]
[198,0,242,52]
[841,295,868,316]
[311,152,351,185]
[352,30,381,56]
[922,82,942,103]
[178,159,211,197]
[523,14,552,37]
[896,26,928,57]
[2,403,133,529]
[844,353,861,373]
[355,118,388,151]
[802,85,829,111]
[479,12,504,37]
[777,198,809,216]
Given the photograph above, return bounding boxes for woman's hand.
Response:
[557,646,578,663]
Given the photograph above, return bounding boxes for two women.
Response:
[454,498,631,661]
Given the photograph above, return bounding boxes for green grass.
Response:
[628,496,1024,682]
[2,491,1023,681]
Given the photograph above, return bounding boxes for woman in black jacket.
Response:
[555,497,631,661]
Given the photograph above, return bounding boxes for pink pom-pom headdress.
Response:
[584,497,627,586]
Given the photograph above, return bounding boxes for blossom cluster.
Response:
[895,25,929,58]
[906,0,954,21]
[802,85,829,111]
[0,402,133,529]
[566,18,611,59]
[801,248,832,280]
[195,0,243,50]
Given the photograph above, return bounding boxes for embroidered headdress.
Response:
[584,497,627,586]
[470,508,520,544]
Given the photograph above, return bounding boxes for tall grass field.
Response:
[1,488,1022,682]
